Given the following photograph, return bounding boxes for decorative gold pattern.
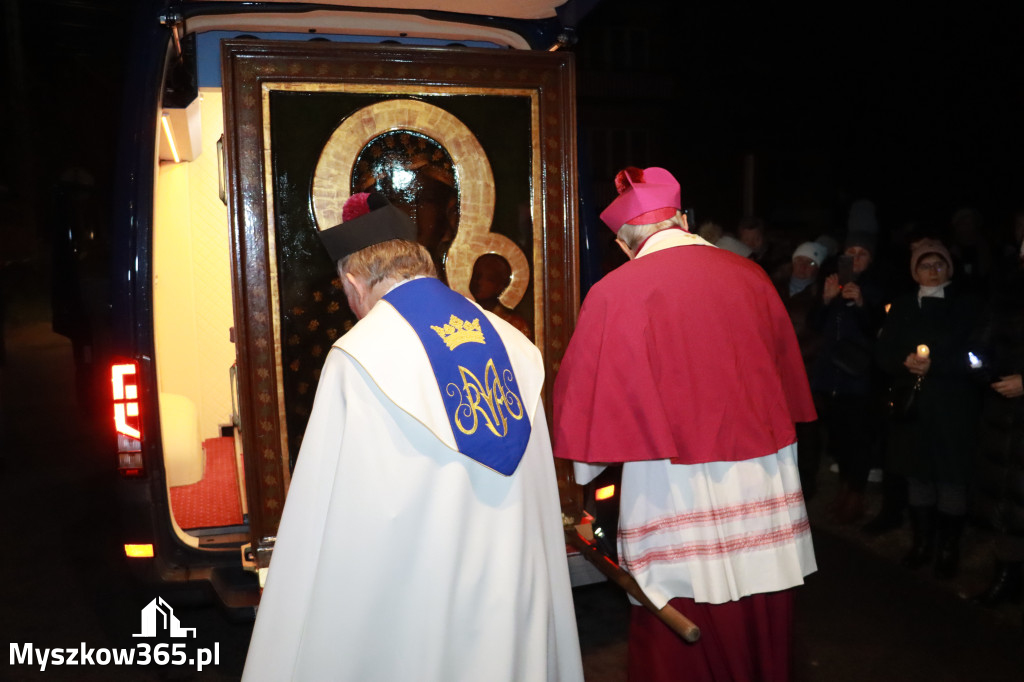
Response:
[303,92,533,312]
[257,84,292,496]
[431,315,485,350]
[447,359,525,437]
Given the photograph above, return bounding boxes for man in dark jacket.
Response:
[970,238,1024,603]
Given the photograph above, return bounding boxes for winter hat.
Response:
[848,199,879,234]
[844,230,876,255]
[317,192,417,262]
[909,238,953,279]
[792,241,827,266]
[600,167,682,233]
[716,234,753,258]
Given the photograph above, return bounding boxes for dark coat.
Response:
[875,283,983,484]
[972,265,1024,536]
[772,268,824,372]
[809,266,887,397]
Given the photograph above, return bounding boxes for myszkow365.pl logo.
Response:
[10,597,220,673]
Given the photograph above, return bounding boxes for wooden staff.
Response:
[565,528,701,643]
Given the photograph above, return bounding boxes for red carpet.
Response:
[169,437,244,529]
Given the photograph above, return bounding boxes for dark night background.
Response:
[574,3,1024,239]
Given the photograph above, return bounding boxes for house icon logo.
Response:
[132,597,197,638]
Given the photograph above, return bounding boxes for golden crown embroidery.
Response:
[447,358,525,437]
[431,315,485,350]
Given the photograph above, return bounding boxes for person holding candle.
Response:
[875,238,983,578]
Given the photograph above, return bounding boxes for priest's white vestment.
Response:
[242,281,584,682]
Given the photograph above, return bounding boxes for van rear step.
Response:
[145,560,260,621]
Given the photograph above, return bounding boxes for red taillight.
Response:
[595,484,616,501]
[112,361,143,476]
[112,363,141,438]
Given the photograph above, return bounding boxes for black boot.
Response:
[902,505,935,569]
[830,481,851,518]
[862,473,907,536]
[970,560,1023,607]
[933,512,965,580]
[861,506,903,535]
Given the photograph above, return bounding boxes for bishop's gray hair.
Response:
[616,213,684,252]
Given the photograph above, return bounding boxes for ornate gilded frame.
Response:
[222,40,579,559]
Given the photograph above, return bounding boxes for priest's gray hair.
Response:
[339,239,436,288]
[617,213,685,252]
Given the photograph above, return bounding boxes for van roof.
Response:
[176,0,578,49]
[185,0,567,20]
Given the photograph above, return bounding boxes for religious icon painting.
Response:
[221,40,580,546]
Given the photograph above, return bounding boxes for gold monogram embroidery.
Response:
[446,358,525,437]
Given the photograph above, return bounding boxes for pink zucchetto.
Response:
[599,166,682,233]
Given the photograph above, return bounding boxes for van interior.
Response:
[152,78,245,549]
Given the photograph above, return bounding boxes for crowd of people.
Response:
[715,203,1024,611]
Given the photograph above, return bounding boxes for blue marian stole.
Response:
[382,278,531,476]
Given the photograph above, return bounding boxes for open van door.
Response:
[219,40,582,572]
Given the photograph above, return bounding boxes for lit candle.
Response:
[916,344,930,359]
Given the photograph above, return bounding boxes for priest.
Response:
[553,167,817,682]
[242,192,583,682]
